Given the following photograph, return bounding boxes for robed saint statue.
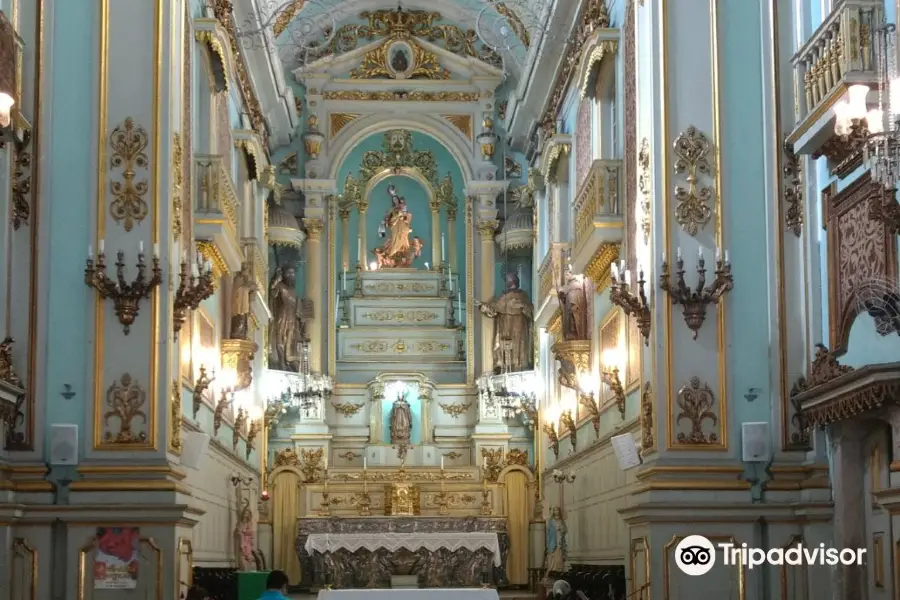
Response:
[475,272,535,373]
[373,184,422,268]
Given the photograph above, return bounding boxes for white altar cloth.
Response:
[304,532,502,566]
[316,589,500,600]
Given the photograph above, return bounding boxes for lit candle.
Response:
[153,243,159,258]
[99,239,105,254]
[88,244,94,260]
[364,456,367,470]
[441,456,445,470]
[139,241,144,254]
[624,270,631,286]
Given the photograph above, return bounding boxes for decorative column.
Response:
[356,197,368,266]
[339,206,350,270]
[430,199,442,267]
[828,421,867,600]
[476,219,498,375]
[303,217,324,371]
[447,207,458,272]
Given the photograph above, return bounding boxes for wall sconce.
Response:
[542,421,560,459]
[0,92,26,148]
[213,387,234,436]
[560,409,577,452]
[192,365,215,419]
[264,398,287,430]
[85,242,162,335]
[173,254,215,335]
[246,419,261,459]
[660,247,733,339]
[610,262,651,346]
[600,367,626,419]
[232,407,247,451]
[551,469,576,484]
[576,374,600,438]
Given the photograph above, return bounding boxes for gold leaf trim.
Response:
[584,243,620,292]
[330,113,360,138]
[442,114,472,140]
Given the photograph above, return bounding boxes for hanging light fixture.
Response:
[832,24,900,188]
[290,339,333,414]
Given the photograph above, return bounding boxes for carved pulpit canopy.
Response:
[795,345,900,428]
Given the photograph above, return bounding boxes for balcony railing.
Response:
[571,159,623,274]
[789,0,883,148]
[195,154,240,241]
[538,242,569,304]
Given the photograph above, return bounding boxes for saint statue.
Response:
[475,273,534,373]
[545,506,567,575]
[557,266,589,341]
[233,499,257,571]
[268,266,307,371]
[389,390,413,458]
[229,263,257,340]
[373,185,421,268]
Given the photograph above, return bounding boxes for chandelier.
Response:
[833,23,900,188]
[290,339,333,412]
[477,370,537,423]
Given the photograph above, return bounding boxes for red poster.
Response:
[93,527,140,589]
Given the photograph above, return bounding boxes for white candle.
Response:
[364,456,367,470]
[610,262,619,279]
[698,246,703,259]
[441,234,446,261]
[482,457,487,469]
[99,239,105,254]
[153,243,159,258]
[676,247,682,260]
[139,241,144,254]
[441,456,444,470]
[192,263,199,277]
[448,266,452,291]
[88,244,93,259]
[324,453,328,470]
[724,249,730,264]
[204,260,212,273]
[715,247,721,262]
[457,290,462,312]
[342,269,347,292]
[624,270,631,286]
[358,237,362,261]
[661,252,666,264]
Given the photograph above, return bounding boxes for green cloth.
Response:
[236,571,270,600]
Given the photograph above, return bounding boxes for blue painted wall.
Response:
[44,0,96,454]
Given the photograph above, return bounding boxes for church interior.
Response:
[1,0,900,599]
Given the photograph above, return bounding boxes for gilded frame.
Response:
[10,537,37,600]
[77,536,163,600]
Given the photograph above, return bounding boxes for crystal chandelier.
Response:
[477,370,537,422]
[833,24,900,188]
[290,339,333,412]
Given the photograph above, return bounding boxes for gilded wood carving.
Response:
[108,119,150,232]
[674,377,718,446]
[104,373,148,444]
[170,379,183,454]
[672,126,714,236]
[783,140,803,237]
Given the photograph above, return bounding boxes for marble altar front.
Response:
[296,516,510,589]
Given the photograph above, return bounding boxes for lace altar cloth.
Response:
[304,532,502,566]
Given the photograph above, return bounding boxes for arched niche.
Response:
[367,372,437,446]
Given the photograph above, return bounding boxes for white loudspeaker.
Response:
[741,422,771,462]
[611,433,642,471]
[49,424,79,465]
[181,431,210,470]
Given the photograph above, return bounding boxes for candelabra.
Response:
[192,365,215,419]
[659,248,733,339]
[609,263,651,346]
[436,468,450,515]
[213,388,232,436]
[560,410,577,452]
[477,370,538,421]
[245,419,261,459]
[173,255,215,335]
[85,246,162,334]
[600,368,626,419]
[543,422,560,459]
[232,407,247,451]
[265,398,287,430]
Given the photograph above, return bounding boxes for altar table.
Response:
[297,517,509,589]
[316,589,501,600]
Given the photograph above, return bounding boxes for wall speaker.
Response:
[49,424,78,465]
[181,431,210,470]
[741,422,771,462]
[611,433,642,471]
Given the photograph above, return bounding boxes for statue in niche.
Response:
[234,498,257,571]
[389,389,413,459]
[268,265,307,371]
[475,272,534,374]
[557,266,589,341]
[229,263,257,340]
[544,506,567,575]
[373,184,422,268]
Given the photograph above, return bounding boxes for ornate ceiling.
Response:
[240,0,549,80]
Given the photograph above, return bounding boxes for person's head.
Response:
[184,586,209,600]
[265,570,289,592]
[281,266,296,286]
[505,272,520,290]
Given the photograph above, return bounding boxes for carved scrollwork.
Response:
[638,138,651,245]
[108,118,150,232]
[273,447,301,467]
[103,373,148,444]
[505,448,528,466]
[11,129,32,231]
[672,126,714,236]
[438,401,472,418]
[300,447,325,482]
[783,140,803,237]
[332,402,364,417]
[640,382,654,453]
[674,377,718,445]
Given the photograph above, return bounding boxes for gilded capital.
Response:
[476,219,499,239]
[339,207,351,220]
[447,207,458,220]
[356,200,369,213]
[303,218,325,240]
[429,200,442,213]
